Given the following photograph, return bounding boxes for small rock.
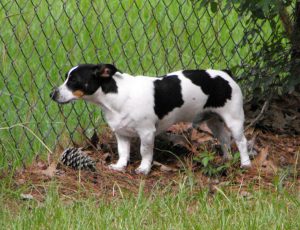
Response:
[240,191,252,199]
[279,156,286,164]
[20,193,34,200]
[16,178,26,185]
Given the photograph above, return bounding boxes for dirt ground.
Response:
[8,123,300,201]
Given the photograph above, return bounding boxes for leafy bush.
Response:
[198,0,300,99]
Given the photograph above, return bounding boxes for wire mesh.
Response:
[0,0,290,167]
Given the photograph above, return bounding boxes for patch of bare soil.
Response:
[8,124,300,201]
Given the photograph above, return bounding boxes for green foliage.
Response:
[237,37,293,99]
[232,0,293,19]
[198,0,293,20]
[198,0,298,98]
[193,151,240,177]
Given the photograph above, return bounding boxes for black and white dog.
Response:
[50,64,251,174]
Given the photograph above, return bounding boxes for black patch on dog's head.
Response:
[66,64,118,95]
[153,75,184,119]
[183,70,232,108]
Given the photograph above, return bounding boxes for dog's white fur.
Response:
[56,67,251,174]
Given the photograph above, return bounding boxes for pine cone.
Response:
[60,147,96,171]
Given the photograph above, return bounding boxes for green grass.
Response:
[0,177,299,229]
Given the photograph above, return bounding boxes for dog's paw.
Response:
[135,166,151,175]
[108,163,126,172]
[240,160,252,169]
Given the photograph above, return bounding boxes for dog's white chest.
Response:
[104,110,139,137]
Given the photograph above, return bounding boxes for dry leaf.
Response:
[16,178,26,186]
[40,162,57,177]
[262,160,278,174]
[153,161,177,172]
[198,122,213,134]
[193,132,213,143]
[253,146,278,174]
[254,146,269,166]
[37,161,47,170]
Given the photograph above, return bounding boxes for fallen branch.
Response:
[245,98,271,131]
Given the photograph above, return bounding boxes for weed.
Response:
[194,151,241,177]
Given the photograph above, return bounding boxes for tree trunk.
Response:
[291,1,300,93]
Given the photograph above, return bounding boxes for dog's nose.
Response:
[50,88,58,100]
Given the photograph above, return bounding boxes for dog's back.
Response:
[151,69,243,133]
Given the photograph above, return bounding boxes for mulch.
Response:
[6,123,300,202]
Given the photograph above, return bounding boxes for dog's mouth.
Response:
[55,99,73,104]
[50,89,75,104]
[53,97,77,104]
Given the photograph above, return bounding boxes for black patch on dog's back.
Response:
[154,75,184,119]
[182,70,232,108]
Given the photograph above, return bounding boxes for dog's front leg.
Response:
[135,131,155,175]
[109,133,131,172]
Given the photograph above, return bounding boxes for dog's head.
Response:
[50,64,118,104]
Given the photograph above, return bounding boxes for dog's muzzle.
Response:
[50,87,74,104]
[50,88,59,101]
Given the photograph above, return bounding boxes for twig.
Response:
[0,123,53,154]
[294,148,299,182]
[245,98,271,131]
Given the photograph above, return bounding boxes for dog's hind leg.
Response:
[220,111,251,168]
[205,115,232,160]
[193,112,232,160]
[109,133,131,172]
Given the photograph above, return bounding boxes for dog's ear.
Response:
[95,64,117,77]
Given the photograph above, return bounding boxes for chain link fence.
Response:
[0,0,290,168]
